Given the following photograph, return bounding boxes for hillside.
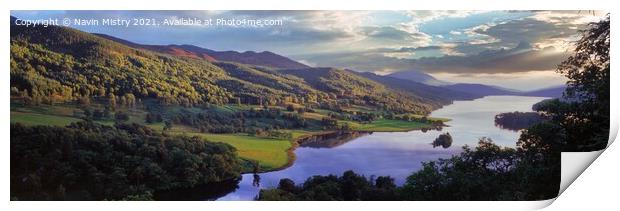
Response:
[388,70,517,96]
[522,85,566,98]
[387,69,565,98]
[278,68,436,113]
[94,33,309,69]
[357,72,478,103]
[387,70,451,86]
[10,18,444,115]
[441,83,519,96]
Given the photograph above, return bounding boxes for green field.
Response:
[182,132,292,170]
[346,119,434,132]
[11,111,81,126]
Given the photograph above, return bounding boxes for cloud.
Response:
[477,18,577,47]
[358,26,432,47]
[530,10,608,25]
[406,43,571,73]
[405,10,484,25]
[297,41,570,74]
[296,10,607,74]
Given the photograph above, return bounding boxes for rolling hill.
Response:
[387,69,564,98]
[10,17,450,115]
[357,72,478,103]
[387,70,451,86]
[522,85,566,98]
[94,33,309,69]
[440,83,520,96]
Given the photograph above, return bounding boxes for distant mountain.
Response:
[357,72,478,104]
[387,70,451,86]
[386,70,521,97]
[440,83,520,96]
[209,50,309,69]
[522,85,566,98]
[385,68,567,98]
[93,34,217,61]
[93,33,309,69]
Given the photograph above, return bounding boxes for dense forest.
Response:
[10,121,242,200]
[258,15,610,201]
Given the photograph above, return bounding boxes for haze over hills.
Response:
[440,83,519,96]
[357,71,479,102]
[94,33,310,69]
[387,70,451,86]
[387,70,565,98]
[522,85,567,98]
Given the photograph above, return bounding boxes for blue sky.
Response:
[10,10,608,90]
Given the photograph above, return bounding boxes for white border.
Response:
[2,0,617,210]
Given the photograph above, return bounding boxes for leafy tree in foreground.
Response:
[258,170,398,201]
[531,15,610,151]
[260,136,559,201]
[10,121,242,200]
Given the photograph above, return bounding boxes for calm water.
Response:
[216,96,548,200]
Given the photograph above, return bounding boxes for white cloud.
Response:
[405,10,484,25]
[438,43,465,56]
[530,10,608,25]
[463,23,500,45]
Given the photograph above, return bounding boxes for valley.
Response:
[10,11,604,201]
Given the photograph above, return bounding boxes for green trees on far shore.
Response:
[494,111,547,131]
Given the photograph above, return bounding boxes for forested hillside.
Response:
[94,33,310,69]
[10,17,452,115]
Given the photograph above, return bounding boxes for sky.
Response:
[10,10,608,91]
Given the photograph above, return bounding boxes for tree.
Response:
[432,132,453,148]
[163,120,173,131]
[320,117,338,130]
[115,111,130,122]
[552,15,610,151]
[92,109,104,120]
[108,94,117,111]
[83,108,92,118]
[286,104,295,112]
[10,122,242,200]
[78,95,91,106]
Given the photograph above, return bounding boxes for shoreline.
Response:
[247,123,446,174]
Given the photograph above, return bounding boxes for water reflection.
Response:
[217,96,548,201]
[252,174,261,187]
[298,131,371,148]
